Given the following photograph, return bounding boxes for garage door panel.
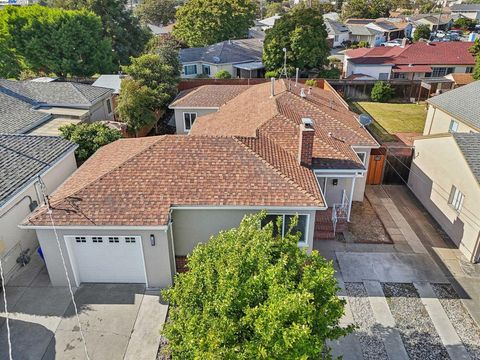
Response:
[66,235,146,284]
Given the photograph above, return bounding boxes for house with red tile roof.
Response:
[343,41,475,81]
[21,80,378,289]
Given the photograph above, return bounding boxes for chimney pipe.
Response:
[298,118,315,167]
[300,88,306,98]
[295,68,299,87]
[270,77,275,97]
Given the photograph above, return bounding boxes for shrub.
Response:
[265,70,278,79]
[371,81,394,102]
[214,70,232,79]
[305,79,317,86]
[358,41,369,48]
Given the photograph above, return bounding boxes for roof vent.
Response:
[302,118,314,128]
[359,114,372,127]
[212,56,221,63]
[300,88,306,98]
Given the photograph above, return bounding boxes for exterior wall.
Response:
[0,151,77,281]
[352,147,372,201]
[35,227,173,288]
[452,10,480,20]
[89,95,114,121]
[408,136,480,262]
[332,32,350,47]
[181,62,236,79]
[173,108,218,133]
[423,105,479,135]
[344,60,393,79]
[172,208,317,255]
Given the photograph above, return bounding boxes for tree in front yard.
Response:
[135,0,176,27]
[214,69,232,79]
[59,122,122,162]
[371,81,394,102]
[162,212,352,359]
[469,39,480,80]
[263,5,330,75]
[413,24,431,42]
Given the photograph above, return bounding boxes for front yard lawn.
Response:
[356,102,427,134]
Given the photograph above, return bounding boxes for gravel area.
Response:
[345,282,388,360]
[432,283,480,360]
[349,200,392,244]
[383,283,450,360]
[157,314,171,360]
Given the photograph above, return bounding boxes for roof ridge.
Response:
[233,136,323,205]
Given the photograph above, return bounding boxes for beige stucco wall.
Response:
[89,96,114,121]
[0,151,77,281]
[423,105,479,135]
[35,227,173,288]
[352,147,372,202]
[181,62,236,79]
[408,136,480,262]
[173,108,218,134]
[172,208,317,255]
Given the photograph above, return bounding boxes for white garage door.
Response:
[65,235,147,284]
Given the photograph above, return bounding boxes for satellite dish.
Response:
[212,56,220,63]
[359,114,372,127]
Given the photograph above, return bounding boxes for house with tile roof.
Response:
[450,3,480,21]
[179,39,264,79]
[0,79,114,136]
[343,41,475,80]
[0,134,77,281]
[21,79,379,288]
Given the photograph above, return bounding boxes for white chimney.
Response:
[270,77,275,97]
[300,88,306,98]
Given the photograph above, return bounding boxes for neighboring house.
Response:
[345,22,384,47]
[0,79,114,136]
[411,14,453,31]
[255,14,281,31]
[444,73,474,88]
[423,81,480,135]
[450,3,480,20]
[0,134,77,281]
[343,42,475,80]
[324,18,350,47]
[179,39,264,79]
[92,74,125,117]
[409,133,480,263]
[169,85,250,133]
[23,80,378,288]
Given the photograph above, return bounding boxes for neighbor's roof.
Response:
[190,80,378,169]
[427,81,480,130]
[258,14,281,27]
[0,79,112,106]
[324,18,349,34]
[453,133,480,183]
[451,3,480,11]
[444,73,474,85]
[92,75,125,94]
[346,42,475,66]
[0,134,76,208]
[169,85,250,108]
[179,39,263,65]
[346,24,382,36]
[26,135,325,227]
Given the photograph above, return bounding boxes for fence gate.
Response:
[367,148,386,185]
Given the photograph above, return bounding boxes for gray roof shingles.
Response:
[0,134,76,207]
[180,39,263,64]
[427,81,480,130]
[453,133,480,183]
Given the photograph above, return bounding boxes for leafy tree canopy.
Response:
[172,0,257,47]
[413,24,431,42]
[135,0,176,26]
[145,35,181,74]
[0,5,113,77]
[162,212,352,359]
[60,122,122,162]
[0,35,24,78]
[342,0,393,20]
[371,81,394,102]
[470,39,480,80]
[48,0,150,66]
[265,2,285,17]
[454,17,477,30]
[263,6,329,73]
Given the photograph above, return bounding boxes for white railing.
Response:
[331,190,349,236]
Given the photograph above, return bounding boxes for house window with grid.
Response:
[466,67,474,73]
[202,65,211,76]
[448,185,464,212]
[106,99,112,114]
[449,120,459,133]
[261,214,308,245]
[183,64,197,76]
[431,67,455,77]
[183,112,197,131]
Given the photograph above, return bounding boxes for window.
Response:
[431,67,455,77]
[125,237,136,243]
[356,151,367,165]
[261,214,308,244]
[183,64,197,76]
[183,112,197,131]
[108,236,120,243]
[378,73,389,80]
[393,72,406,79]
[466,67,474,74]
[334,35,339,42]
[92,236,103,243]
[449,120,459,133]
[448,185,464,212]
[75,236,86,243]
[202,64,211,76]
[106,99,112,114]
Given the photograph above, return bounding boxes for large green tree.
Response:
[413,24,431,42]
[162,212,352,359]
[48,0,150,66]
[263,6,329,74]
[0,35,23,78]
[135,0,176,26]
[172,0,257,47]
[469,39,480,80]
[0,5,112,77]
[342,0,393,19]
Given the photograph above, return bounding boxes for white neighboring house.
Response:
[324,18,350,47]
[0,134,77,281]
[179,39,264,79]
[450,3,480,20]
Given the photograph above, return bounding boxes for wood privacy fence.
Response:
[367,146,414,185]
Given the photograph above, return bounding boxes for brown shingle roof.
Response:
[169,85,250,108]
[27,135,325,227]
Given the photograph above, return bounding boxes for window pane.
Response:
[106,99,112,114]
[184,113,190,130]
[191,113,196,125]
[285,215,307,243]
[261,215,281,237]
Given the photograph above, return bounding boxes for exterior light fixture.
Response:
[332,179,338,186]
[150,234,155,246]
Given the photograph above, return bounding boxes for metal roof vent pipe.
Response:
[295,68,299,87]
[300,88,306,98]
[270,77,276,97]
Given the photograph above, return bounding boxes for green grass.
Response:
[355,102,427,134]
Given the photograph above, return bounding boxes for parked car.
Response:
[381,39,403,47]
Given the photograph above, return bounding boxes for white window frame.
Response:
[261,213,310,247]
[356,151,367,166]
[448,185,464,212]
[183,64,197,76]
[449,119,459,133]
[202,64,211,76]
[183,112,197,132]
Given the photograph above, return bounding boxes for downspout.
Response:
[347,176,356,222]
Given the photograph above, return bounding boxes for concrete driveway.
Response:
[0,255,167,360]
